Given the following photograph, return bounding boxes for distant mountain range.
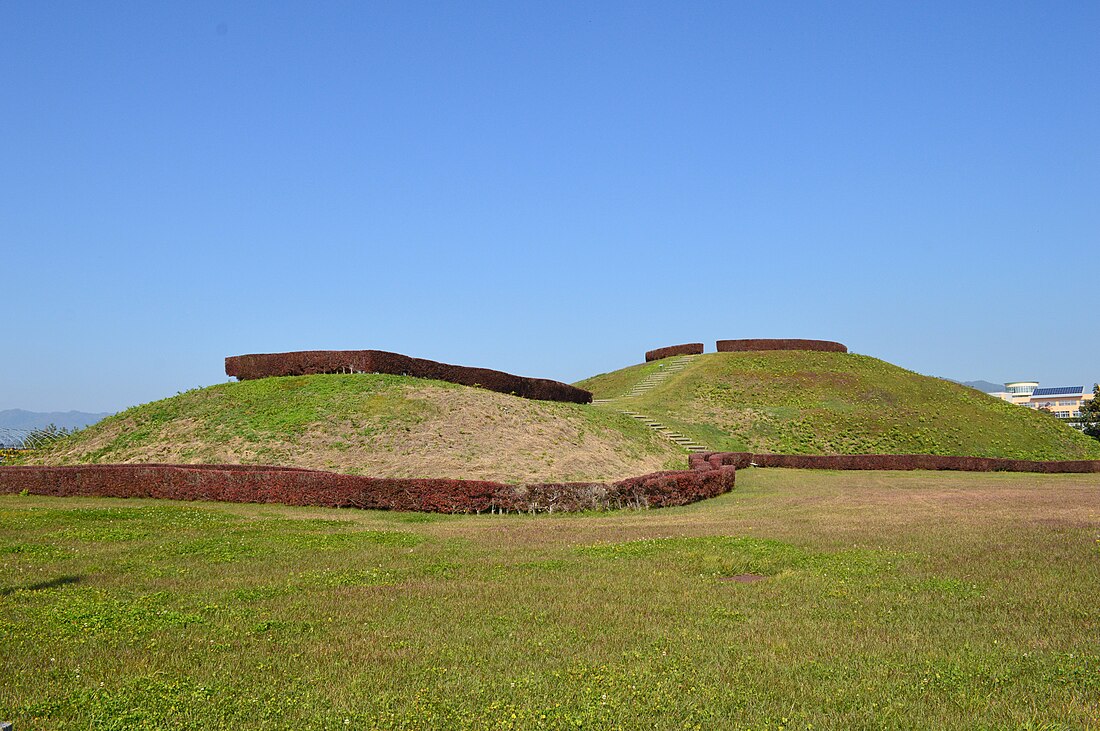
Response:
[948,380,1003,394]
[0,409,113,432]
[941,378,1003,391]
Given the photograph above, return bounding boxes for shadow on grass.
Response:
[0,574,82,597]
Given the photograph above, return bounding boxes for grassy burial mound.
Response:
[577,351,1100,460]
[21,374,684,483]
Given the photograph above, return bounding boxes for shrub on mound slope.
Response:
[21,374,684,483]
[577,351,1100,460]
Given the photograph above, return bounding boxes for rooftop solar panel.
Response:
[1031,386,1084,396]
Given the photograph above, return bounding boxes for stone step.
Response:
[617,409,709,452]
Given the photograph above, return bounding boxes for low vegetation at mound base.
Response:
[3,469,1099,728]
[19,374,684,483]
[577,351,1100,460]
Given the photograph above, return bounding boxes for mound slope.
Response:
[23,374,683,483]
[577,351,1100,460]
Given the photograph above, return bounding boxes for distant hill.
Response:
[576,352,1100,460]
[0,409,113,431]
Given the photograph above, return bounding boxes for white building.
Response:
[990,382,1095,419]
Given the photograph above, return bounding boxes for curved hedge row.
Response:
[698,452,1100,473]
[716,339,848,353]
[225,350,592,404]
[0,462,736,514]
[5,449,1096,515]
[645,343,704,362]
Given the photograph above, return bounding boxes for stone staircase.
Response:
[592,354,696,403]
[591,355,709,453]
[619,411,709,453]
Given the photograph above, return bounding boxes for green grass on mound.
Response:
[2,469,1099,728]
[20,374,685,483]
[577,351,1100,460]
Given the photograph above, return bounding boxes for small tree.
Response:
[1080,385,1100,440]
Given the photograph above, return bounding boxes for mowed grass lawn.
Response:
[2,470,1099,730]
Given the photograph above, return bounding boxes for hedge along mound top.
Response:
[645,343,704,362]
[225,350,592,404]
[0,461,736,514]
[699,452,1100,473]
[716,339,848,353]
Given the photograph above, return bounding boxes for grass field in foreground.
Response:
[2,470,1099,729]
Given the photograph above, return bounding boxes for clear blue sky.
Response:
[3,1,1097,413]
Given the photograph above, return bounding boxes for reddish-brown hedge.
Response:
[225,350,592,404]
[716,339,848,353]
[645,343,704,362]
[700,452,1100,473]
[5,450,1097,515]
[690,452,754,471]
[0,462,736,514]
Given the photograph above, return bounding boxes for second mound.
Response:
[577,351,1100,460]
